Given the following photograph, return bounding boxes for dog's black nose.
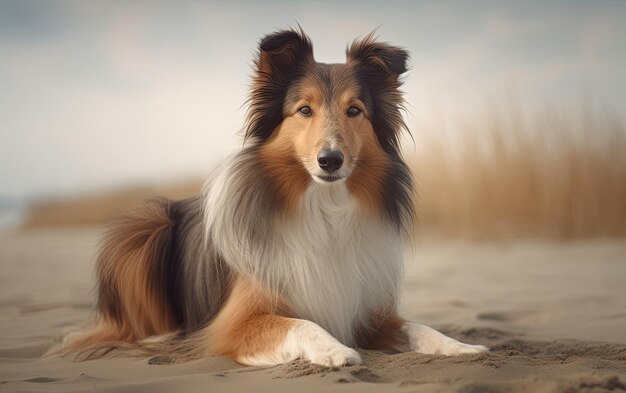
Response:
[317,149,344,173]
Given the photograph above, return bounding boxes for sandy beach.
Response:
[1,228,625,392]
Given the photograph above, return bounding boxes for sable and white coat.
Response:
[59,28,487,366]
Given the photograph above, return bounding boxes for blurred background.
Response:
[1,0,625,239]
[3,4,626,388]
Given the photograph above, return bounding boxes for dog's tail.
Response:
[52,197,180,360]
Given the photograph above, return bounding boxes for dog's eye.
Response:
[298,106,312,117]
[347,106,361,117]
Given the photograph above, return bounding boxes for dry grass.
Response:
[23,104,626,239]
[22,180,202,229]
[411,104,626,239]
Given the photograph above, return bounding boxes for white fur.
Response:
[238,319,362,367]
[204,160,403,346]
[401,323,489,355]
[203,155,487,365]
[277,183,403,345]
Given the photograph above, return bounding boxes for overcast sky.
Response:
[1,0,625,200]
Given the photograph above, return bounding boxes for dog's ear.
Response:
[245,29,313,141]
[346,34,408,77]
[257,29,313,78]
[346,33,409,154]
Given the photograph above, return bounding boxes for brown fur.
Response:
[196,278,295,362]
[58,29,414,365]
[346,123,392,215]
[262,75,390,215]
[258,140,312,214]
[97,197,177,337]
[356,311,406,350]
[282,83,365,173]
[59,198,178,357]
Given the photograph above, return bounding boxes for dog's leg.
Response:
[201,278,361,367]
[234,317,362,367]
[399,322,488,355]
[360,312,487,355]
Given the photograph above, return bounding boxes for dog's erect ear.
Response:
[346,33,409,155]
[346,34,408,77]
[245,29,313,141]
[257,29,313,78]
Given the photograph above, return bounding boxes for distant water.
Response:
[0,202,27,231]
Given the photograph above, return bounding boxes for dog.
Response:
[59,29,487,367]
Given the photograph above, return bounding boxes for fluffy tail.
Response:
[54,197,180,360]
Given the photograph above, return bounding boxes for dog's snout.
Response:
[317,149,344,173]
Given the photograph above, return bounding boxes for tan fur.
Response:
[346,127,391,215]
[259,139,312,214]
[261,80,389,215]
[58,198,178,358]
[203,278,405,359]
[196,277,295,362]
[98,198,177,337]
[284,84,364,172]
[58,30,414,364]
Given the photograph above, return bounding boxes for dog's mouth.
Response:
[314,174,344,183]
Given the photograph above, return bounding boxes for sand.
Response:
[1,228,625,393]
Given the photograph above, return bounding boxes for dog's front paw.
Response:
[292,320,362,367]
[307,344,361,367]
[404,323,489,356]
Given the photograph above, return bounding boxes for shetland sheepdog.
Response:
[58,29,487,367]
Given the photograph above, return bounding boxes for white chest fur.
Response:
[205,168,404,346]
[275,184,403,345]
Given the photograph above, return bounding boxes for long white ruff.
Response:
[203,157,404,345]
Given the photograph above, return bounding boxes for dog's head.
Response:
[246,29,413,224]
[246,28,409,186]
